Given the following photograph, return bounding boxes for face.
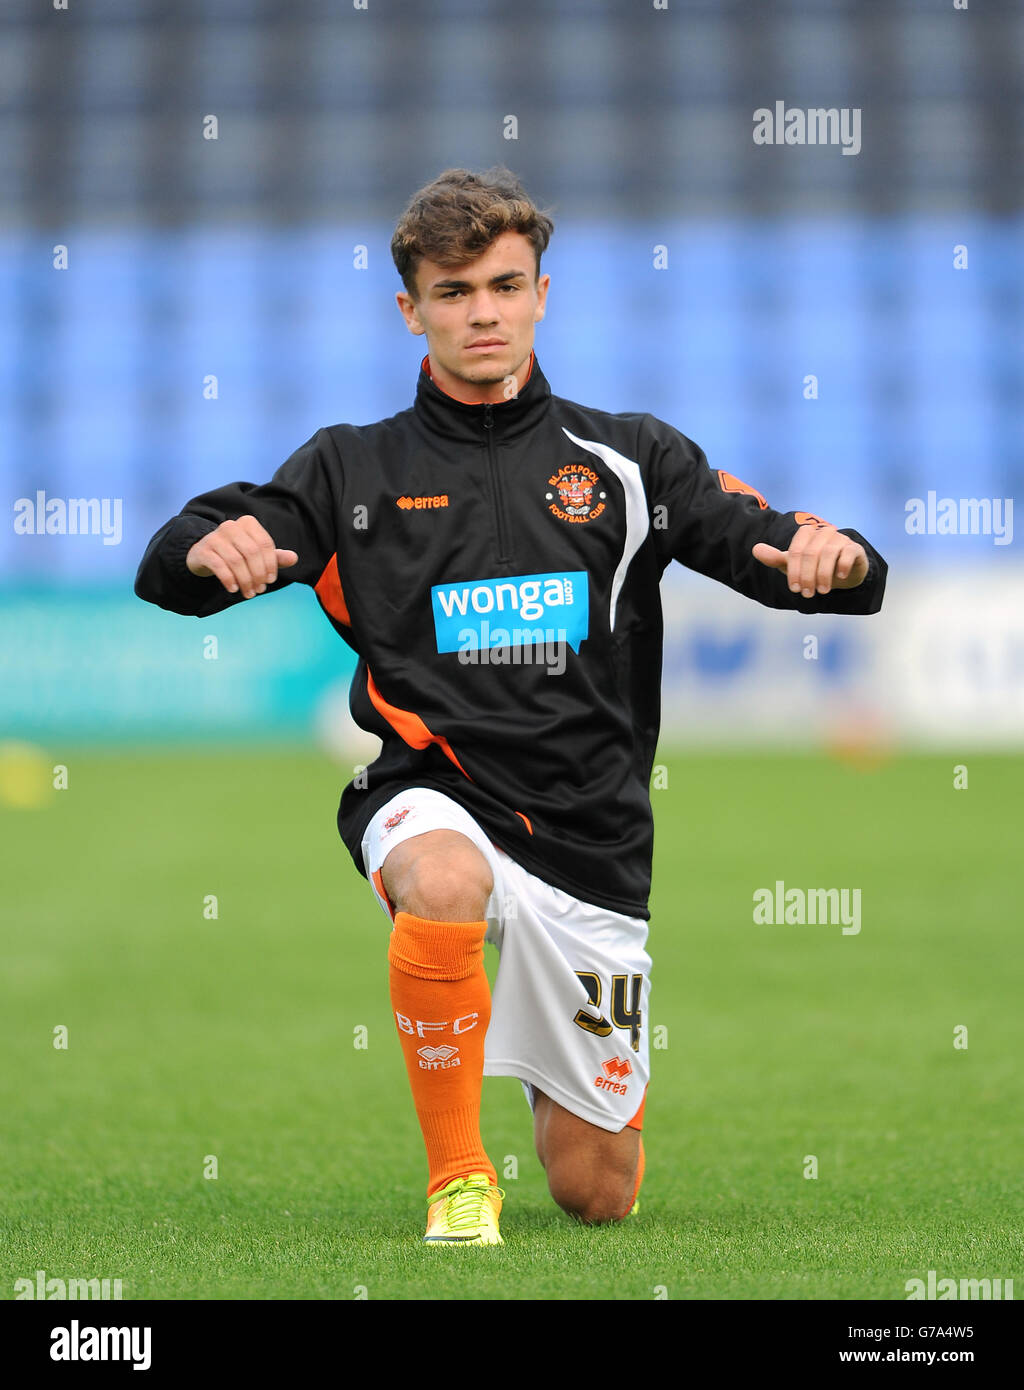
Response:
[396,230,550,401]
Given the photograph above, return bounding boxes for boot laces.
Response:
[430,1177,504,1232]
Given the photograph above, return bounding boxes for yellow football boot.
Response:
[423,1174,505,1246]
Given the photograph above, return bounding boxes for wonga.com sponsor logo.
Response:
[431,571,589,655]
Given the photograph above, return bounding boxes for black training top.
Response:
[135,353,887,919]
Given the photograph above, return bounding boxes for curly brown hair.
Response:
[391,166,554,299]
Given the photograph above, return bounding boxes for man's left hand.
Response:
[752,524,869,598]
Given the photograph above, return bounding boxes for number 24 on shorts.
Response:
[572,972,643,1051]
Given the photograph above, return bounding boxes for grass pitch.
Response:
[1,749,1020,1301]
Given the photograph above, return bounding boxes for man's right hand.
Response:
[186,515,299,599]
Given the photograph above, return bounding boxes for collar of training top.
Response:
[413,349,552,443]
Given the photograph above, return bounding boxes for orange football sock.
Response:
[388,911,496,1197]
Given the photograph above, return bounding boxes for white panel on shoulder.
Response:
[561,428,650,632]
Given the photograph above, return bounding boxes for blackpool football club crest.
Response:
[545,464,606,525]
[383,806,412,833]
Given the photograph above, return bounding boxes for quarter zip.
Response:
[482,403,512,564]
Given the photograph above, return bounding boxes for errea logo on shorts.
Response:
[431,571,589,654]
[595,1056,632,1095]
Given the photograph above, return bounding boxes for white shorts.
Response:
[361,787,651,1133]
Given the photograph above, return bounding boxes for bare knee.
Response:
[534,1091,639,1224]
[382,830,492,922]
[547,1162,637,1225]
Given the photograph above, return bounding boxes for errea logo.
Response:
[595,1056,632,1095]
[417,1045,460,1071]
[397,494,449,510]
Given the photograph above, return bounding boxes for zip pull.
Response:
[483,404,494,430]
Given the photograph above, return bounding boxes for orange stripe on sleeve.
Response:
[365,667,471,780]
[314,552,351,626]
[717,470,768,510]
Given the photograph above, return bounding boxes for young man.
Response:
[135,166,888,1246]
